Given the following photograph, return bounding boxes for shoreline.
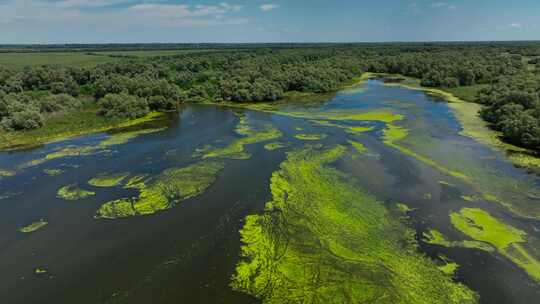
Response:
[0,110,166,152]
[1,73,538,175]
[362,72,540,173]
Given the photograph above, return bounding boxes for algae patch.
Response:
[57,184,95,201]
[348,140,368,154]
[96,161,224,219]
[19,219,48,233]
[43,168,65,176]
[451,208,540,282]
[294,133,327,141]
[202,115,281,160]
[0,169,16,177]
[232,145,477,303]
[20,127,164,169]
[423,229,495,252]
[88,172,130,187]
[35,268,47,274]
[264,142,288,151]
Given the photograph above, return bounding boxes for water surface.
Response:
[1,80,539,304]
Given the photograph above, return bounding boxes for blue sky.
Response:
[0,0,539,43]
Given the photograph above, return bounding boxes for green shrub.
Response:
[97,93,149,119]
[1,109,43,130]
[38,94,82,113]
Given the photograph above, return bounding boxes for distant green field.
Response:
[0,52,118,69]
[0,49,222,69]
[96,49,218,57]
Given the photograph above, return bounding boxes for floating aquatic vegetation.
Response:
[316,109,404,123]
[423,229,495,252]
[461,195,479,203]
[396,203,413,213]
[43,168,65,176]
[294,133,328,141]
[450,208,540,282]
[96,161,224,219]
[0,169,15,177]
[57,184,95,201]
[19,219,48,233]
[382,122,472,182]
[88,172,130,187]
[438,258,460,276]
[347,125,375,134]
[203,116,282,160]
[348,140,368,154]
[98,128,166,147]
[438,181,456,187]
[264,142,287,151]
[20,128,165,169]
[310,119,375,135]
[35,268,47,274]
[232,145,477,303]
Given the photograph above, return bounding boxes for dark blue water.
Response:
[0,80,538,304]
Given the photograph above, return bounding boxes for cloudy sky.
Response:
[0,0,539,43]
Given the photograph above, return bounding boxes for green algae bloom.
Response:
[461,195,479,203]
[438,181,456,187]
[96,161,224,219]
[57,184,95,201]
[98,128,166,147]
[88,172,130,187]
[348,140,368,154]
[19,219,48,233]
[0,169,15,177]
[423,229,495,253]
[43,168,65,176]
[382,122,471,182]
[294,133,328,141]
[396,203,413,213]
[310,119,375,134]
[232,145,477,303]
[35,268,47,274]
[203,116,282,160]
[450,208,540,282]
[21,145,102,169]
[20,127,165,169]
[439,262,459,276]
[264,142,287,151]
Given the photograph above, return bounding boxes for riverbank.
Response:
[0,102,165,151]
[362,72,540,173]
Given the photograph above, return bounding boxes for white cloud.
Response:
[509,22,522,29]
[0,0,246,29]
[55,0,127,8]
[431,2,447,8]
[260,4,279,12]
[430,2,456,10]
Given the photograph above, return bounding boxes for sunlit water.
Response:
[1,80,539,304]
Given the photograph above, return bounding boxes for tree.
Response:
[98,93,149,119]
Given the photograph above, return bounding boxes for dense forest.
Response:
[0,43,539,149]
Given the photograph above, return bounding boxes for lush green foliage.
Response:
[1,43,539,149]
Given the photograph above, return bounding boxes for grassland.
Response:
[93,49,219,57]
[0,52,118,69]
[0,49,220,69]
[0,101,166,151]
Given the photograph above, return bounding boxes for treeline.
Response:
[0,43,539,149]
[363,47,540,149]
[0,49,363,130]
